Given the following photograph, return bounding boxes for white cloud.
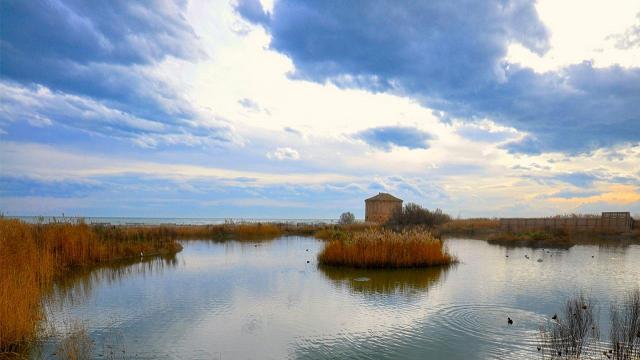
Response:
[266,147,300,161]
[506,0,640,72]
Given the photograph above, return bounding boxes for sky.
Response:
[1,0,639,219]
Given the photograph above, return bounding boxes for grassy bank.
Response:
[318,228,455,268]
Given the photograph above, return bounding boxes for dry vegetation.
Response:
[539,289,640,359]
[318,228,455,268]
[0,218,325,353]
[0,218,183,353]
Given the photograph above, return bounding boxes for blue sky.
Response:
[1,0,639,218]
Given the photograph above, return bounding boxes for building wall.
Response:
[499,212,633,233]
[365,200,402,223]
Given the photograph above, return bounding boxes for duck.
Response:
[552,314,557,320]
[507,317,513,325]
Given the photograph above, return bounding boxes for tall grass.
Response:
[610,289,640,360]
[539,293,599,359]
[318,228,455,268]
[539,289,640,359]
[0,218,181,353]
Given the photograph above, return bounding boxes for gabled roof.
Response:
[365,192,402,202]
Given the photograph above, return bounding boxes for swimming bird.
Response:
[552,314,557,320]
[306,260,310,263]
[537,258,543,262]
[507,317,513,325]
[524,254,530,259]
[537,346,541,352]
[582,304,588,310]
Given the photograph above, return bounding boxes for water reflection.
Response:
[319,265,449,297]
[46,253,180,308]
[36,237,640,360]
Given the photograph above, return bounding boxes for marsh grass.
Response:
[317,228,455,268]
[610,289,640,360]
[0,218,315,353]
[539,289,640,359]
[0,218,181,353]
[539,293,599,359]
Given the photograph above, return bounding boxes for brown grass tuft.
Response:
[317,228,455,268]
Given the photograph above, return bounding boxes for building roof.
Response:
[365,192,403,202]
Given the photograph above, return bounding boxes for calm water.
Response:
[40,237,640,359]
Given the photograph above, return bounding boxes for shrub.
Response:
[338,212,356,225]
[387,203,451,228]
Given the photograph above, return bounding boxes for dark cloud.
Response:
[235,0,270,27]
[356,126,432,151]
[0,1,212,134]
[240,0,640,154]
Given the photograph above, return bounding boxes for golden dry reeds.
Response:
[317,228,455,268]
[0,218,181,353]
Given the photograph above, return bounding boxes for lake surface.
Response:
[40,237,640,359]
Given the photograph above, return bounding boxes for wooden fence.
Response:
[500,212,633,233]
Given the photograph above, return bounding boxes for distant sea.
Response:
[9,216,338,226]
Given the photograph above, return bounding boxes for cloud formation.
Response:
[356,126,433,151]
[0,0,229,147]
[239,0,640,154]
[267,147,300,161]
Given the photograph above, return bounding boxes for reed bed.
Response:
[0,219,315,353]
[317,228,455,268]
[538,289,640,359]
[0,218,181,353]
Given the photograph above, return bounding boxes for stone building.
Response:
[365,192,403,223]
